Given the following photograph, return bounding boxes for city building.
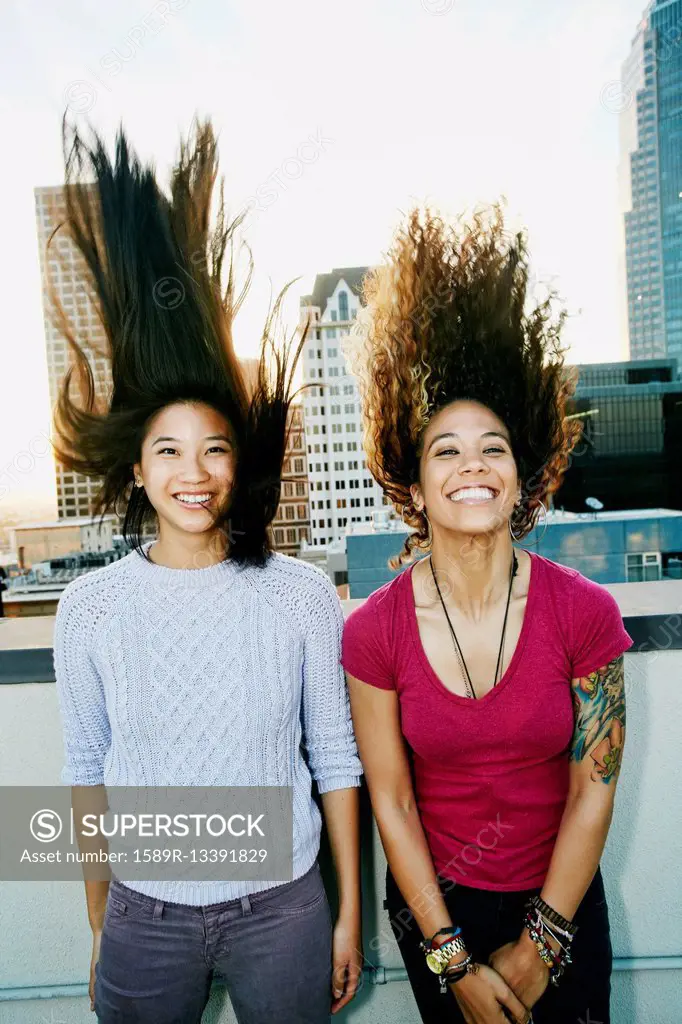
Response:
[11,516,117,570]
[559,358,682,512]
[2,546,127,618]
[619,0,682,362]
[343,507,682,597]
[270,403,311,556]
[299,267,386,549]
[34,185,110,519]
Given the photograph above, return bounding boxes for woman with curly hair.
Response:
[341,208,631,1024]
[51,118,363,1024]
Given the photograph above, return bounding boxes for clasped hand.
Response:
[449,932,547,1023]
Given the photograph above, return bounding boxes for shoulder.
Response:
[532,553,619,610]
[344,565,410,635]
[55,553,140,635]
[251,552,338,601]
[244,552,342,633]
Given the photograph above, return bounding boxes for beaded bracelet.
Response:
[523,910,572,986]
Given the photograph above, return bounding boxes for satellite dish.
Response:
[585,497,604,511]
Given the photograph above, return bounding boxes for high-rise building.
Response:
[620,1,682,363]
[557,358,682,512]
[271,403,311,556]
[35,185,110,519]
[299,268,386,548]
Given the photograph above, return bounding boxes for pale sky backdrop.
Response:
[0,0,649,515]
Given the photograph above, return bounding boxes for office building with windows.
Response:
[556,358,682,512]
[620,0,682,362]
[299,268,386,548]
[270,403,311,556]
[35,185,109,519]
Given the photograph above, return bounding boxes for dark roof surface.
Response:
[300,266,369,310]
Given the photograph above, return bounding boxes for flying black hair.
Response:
[49,116,306,567]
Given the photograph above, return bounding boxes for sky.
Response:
[0,0,649,515]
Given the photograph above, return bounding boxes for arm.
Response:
[347,673,529,1024]
[320,787,362,1012]
[53,584,112,1009]
[542,654,626,915]
[490,655,626,1006]
[299,572,364,1011]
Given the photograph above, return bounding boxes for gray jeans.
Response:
[95,861,333,1023]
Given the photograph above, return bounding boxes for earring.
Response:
[509,499,548,543]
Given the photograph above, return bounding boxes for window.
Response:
[274,529,284,544]
[328,347,338,358]
[297,505,307,519]
[338,291,349,321]
[286,528,297,543]
[295,481,306,495]
[283,482,293,497]
[625,552,661,582]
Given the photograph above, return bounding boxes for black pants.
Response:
[385,866,612,1024]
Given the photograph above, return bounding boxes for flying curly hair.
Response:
[343,206,581,569]
[48,116,306,567]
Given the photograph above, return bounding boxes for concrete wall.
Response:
[1,611,681,1022]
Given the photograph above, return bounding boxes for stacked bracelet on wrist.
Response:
[523,897,577,987]
[528,896,578,938]
[420,925,478,994]
[439,955,480,994]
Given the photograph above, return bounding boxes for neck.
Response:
[148,526,228,570]
[428,529,516,619]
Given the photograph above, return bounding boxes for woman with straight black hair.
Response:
[51,118,363,1024]
[341,208,631,1024]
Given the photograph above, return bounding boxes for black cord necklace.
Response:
[429,552,519,700]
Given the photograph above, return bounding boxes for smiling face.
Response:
[133,401,236,541]
[411,400,521,536]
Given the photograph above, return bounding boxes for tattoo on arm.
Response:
[570,655,626,784]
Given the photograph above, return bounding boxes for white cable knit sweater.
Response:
[53,544,363,905]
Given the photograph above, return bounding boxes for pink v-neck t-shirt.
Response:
[341,552,633,891]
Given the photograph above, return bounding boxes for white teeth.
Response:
[449,487,496,503]
[175,493,212,504]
